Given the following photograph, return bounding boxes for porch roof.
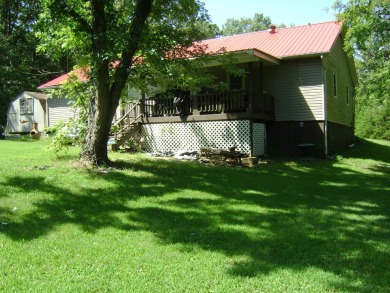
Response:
[201,48,281,66]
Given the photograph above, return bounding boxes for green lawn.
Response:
[1,138,389,292]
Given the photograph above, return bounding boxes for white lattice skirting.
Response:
[252,123,265,156]
[141,120,266,155]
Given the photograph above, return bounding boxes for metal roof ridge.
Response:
[282,20,341,29]
[204,20,342,42]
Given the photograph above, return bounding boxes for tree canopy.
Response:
[0,0,73,127]
[219,12,288,36]
[36,0,219,165]
[336,0,390,139]
[220,13,272,36]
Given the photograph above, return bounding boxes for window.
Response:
[26,98,33,113]
[20,99,26,114]
[333,73,337,97]
[346,85,349,104]
[20,97,33,114]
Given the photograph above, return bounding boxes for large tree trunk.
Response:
[80,90,119,166]
[79,0,153,166]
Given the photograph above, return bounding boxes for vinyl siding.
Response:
[47,96,77,127]
[263,58,324,121]
[322,37,355,127]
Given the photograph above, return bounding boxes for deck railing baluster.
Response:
[138,90,273,117]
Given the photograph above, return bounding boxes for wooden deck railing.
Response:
[121,90,274,118]
[195,89,248,113]
[143,96,191,117]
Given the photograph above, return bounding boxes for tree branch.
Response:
[109,0,154,101]
[53,0,91,34]
[90,0,110,99]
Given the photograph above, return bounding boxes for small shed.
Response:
[6,91,47,133]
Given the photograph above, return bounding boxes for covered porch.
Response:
[141,50,278,123]
[118,50,279,124]
[111,53,279,153]
[138,89,275,123]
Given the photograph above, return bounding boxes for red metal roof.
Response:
[38,22,342,89]
[202,21,342,59]
[38,68,88,89]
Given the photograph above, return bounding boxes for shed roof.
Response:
[201,21,342,59]
[24,91,47,112]
[25,91,46,100]
[38,68,88,90]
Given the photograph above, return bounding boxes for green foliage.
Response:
[45,117,87,153]
[219,12,291,37]
[36,0,212,69]
[44,72,91,154]
[46,71,91,120]
[36,0,223,165]
[123,137,142,152]
[0,0,75,126]
[126,1,231,93]
[337,0,390,140]
[129,51,217,94]
[355,98,390,140]
[130,45,243,95]
[220,12,272,36]
[191,20,220,39]
[36,0,236,96]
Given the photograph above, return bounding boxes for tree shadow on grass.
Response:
[346,138,390,164]
[1,156,389,291]
[123,160,390,291]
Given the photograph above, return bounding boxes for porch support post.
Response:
[247,62,254,114]
[259,61,264,113]
[140,93,145,117]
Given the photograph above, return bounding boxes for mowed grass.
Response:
[0,138,389,292]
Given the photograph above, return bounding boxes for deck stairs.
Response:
[110,102,143,149]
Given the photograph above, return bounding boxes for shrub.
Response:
[355,99,390,140]
[45,118,86,153]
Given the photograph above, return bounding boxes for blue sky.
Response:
[201,0,339,28]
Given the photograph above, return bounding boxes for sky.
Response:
[201,0,338,28]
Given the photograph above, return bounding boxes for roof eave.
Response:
[199,49,280,67]
[25,91,46,100]
[339,28,359,85]
[37,85,61,90]
[279,52,330,60]
[249,49,280,65]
